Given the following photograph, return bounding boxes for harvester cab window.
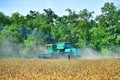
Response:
[65,43,72,49]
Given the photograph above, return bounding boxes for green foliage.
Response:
[0,12,11,27]
[24,28,44,47]
[90,26,106,50]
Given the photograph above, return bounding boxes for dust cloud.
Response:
[80,47,120,59]
[0,35,46,58]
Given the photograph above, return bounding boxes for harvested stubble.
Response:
[0,58,120,80]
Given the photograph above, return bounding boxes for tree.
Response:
[0,12,11,28]
[96,2,117,27]
[73,9,94,47]
[43,8,58,24]
[11,12,26,26]
[94,2,120,52]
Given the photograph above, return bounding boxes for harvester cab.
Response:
[55,42,74,57]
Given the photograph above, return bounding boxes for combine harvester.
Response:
[38,42,80,59]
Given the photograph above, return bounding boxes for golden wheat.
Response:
[0,58,120,80]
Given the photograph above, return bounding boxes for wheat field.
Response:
[0,58,120,80]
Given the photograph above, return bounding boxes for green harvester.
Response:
[38,42,80,59]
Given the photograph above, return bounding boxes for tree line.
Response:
[0,2,120,57]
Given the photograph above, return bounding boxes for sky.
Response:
[0,0,119,17]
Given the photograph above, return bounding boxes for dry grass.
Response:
[0,58,120,80]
